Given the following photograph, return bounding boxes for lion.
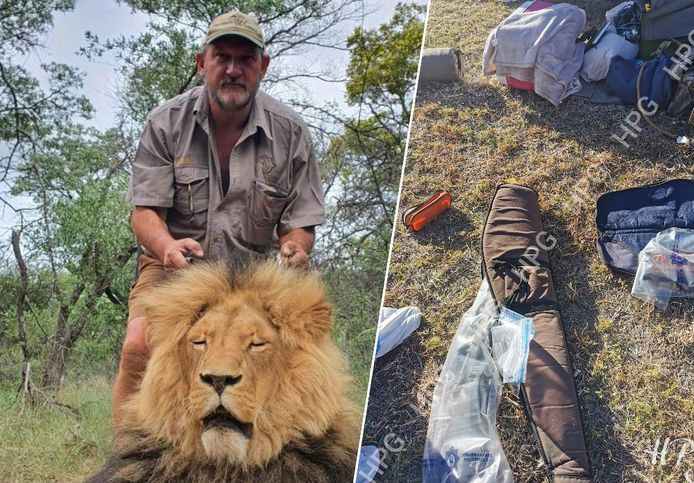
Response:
[89,261,359,482]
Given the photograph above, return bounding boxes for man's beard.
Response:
[205,75,259,112]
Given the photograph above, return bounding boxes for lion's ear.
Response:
[265,273,332,345]
[246,263,333,345]
[272,298,332,344]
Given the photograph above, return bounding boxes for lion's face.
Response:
[185,292,286,462]
[124,262,353,468]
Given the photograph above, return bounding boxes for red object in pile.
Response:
[502,0,556,91]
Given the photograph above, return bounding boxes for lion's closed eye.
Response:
[249,342,268,352]
[192,339,207,350]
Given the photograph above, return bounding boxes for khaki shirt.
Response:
[126,86,326,261]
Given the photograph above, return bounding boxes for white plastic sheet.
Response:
[376,306,421,358]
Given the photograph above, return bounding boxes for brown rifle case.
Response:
[481,184,592,482]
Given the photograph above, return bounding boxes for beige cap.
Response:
[204,11,264,49]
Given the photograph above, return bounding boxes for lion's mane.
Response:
[89,261,359,482]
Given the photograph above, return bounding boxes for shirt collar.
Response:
[193,86,210,133]
[249,92,273,141]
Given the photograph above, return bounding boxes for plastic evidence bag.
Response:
[632,227,694,308]
[491,307,535,393]
[355,445,381,483]
[423,280,513,483]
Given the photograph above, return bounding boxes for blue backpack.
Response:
[606,54,675,108]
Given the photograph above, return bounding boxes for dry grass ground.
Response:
[360,1,694,482]
[0,378,112,482]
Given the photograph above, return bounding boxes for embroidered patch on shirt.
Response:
[174,156,196,167]
[257,154,276,174]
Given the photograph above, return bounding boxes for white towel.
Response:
[483,3,586,106]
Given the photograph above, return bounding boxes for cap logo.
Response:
[204,11,264,48]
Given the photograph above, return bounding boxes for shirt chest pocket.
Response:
[250,179,288,226]
[173,166,209,222]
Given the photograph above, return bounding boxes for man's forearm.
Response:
[131,206,174,261]
[279,227,315,254]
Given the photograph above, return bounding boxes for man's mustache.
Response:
[220,78,246,88]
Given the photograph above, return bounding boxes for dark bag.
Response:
[482,184,592,483]
[596,179,694,275]
[641,0,694,40]
[639,0,694,58]
[606,54,674,107]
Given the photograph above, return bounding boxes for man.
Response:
[112,11,325,422]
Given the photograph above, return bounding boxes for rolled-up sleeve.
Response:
[278,124,326,236]
[126,117,174,207]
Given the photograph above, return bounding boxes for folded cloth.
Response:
[483,3,586,105]
[419,48,464,82]
[581,32,639,82]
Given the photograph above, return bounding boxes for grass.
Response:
[0,377,112,482]
[325,267,386,407]
[361,0,694,481]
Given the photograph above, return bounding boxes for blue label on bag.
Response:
[445,448,460,467]
[462,452,492,464]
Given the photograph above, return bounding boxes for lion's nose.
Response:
[200,373,242,395]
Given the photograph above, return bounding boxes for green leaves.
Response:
[317,3,424,267]
[0,0,75,54]
[345,3,424,117]
[80,0,365,125]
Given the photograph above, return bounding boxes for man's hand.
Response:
[132,207,204,270]
[279,227,315,269]
[162,238,204,270]
[279,240,310,268]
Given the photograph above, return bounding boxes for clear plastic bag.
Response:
[355,445,381,483]
[491,307,535,394]
[423,281,514,483]
[632,228,694,308]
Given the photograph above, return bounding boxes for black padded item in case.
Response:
[596,179,694,275]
